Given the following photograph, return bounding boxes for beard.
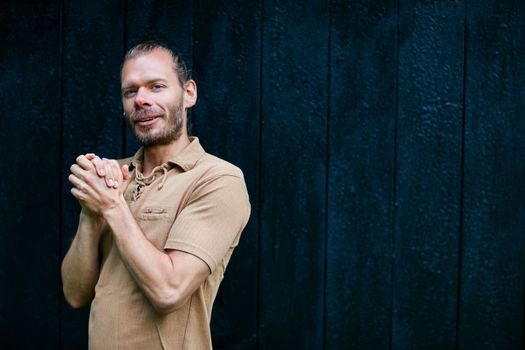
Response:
[125,97,184,147]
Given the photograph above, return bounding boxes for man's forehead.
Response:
[121,49,175,85]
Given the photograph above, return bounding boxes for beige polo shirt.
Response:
[88,137,251,350]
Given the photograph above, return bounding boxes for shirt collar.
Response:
[129,136,205,172]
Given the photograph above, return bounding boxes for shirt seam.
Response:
[164,240,218,272]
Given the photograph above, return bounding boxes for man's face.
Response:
[121,49,187,146]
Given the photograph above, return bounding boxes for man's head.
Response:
[121,41,197,146]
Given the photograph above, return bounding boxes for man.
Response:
[61,41,251,349]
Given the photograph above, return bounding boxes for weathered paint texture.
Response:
[1,0,523,349]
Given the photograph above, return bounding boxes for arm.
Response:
[61,154,119,308]
[68,156,210,314]
[103,200,210,314]
[61,210,106,308]
[61,153,132,308]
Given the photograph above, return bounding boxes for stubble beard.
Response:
[126,98,184,147]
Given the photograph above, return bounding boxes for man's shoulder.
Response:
[192,153,250,206]
[197,152,245,180]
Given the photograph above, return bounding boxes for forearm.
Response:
[102,196,186,312]
[61,211,105,308]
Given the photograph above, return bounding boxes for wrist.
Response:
[79,209,103,229]
[101,194,128,221]
[77,209,105,241]
[101,195,133,240]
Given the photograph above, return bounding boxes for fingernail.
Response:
[108,179,114,186]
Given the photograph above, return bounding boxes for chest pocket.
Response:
[138,206,173,220]
[137,206,176,248]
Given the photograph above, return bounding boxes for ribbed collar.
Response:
[129,137,205,172]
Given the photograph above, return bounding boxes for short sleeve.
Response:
[164,174,251,272]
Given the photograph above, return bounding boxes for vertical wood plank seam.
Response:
[514,3,525,348]
[389,0,401,348]
[515,2,525,348]
[190,0,195,137]
[191,0,195,77]
[256,0,264,348]
[523,226,525,350]
[58,0,65,348]
[322,0,332,348]
[121,0,128,158]
[455,2,468,349]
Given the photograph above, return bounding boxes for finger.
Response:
[105,175,115,188]
[70,165,101,193]
[104,159,112,181]
[68,175,93,200]
[85,153,97,160]
[68,173,97,195]
[68,173,84,190]
[111,167,119,189]
[90,156,107,177]
[70,164,97,185]
[108,160,123,188]
[70,187,84,200]
[70,164,86,178]
[122,164,131,181]
[70,187,93,205]
[98,158,116,188]
[76,155,96,171]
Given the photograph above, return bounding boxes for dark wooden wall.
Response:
[1,0,524,349]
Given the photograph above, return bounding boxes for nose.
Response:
[134,87,152,109]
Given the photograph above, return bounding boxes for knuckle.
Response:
[84,174,93,183]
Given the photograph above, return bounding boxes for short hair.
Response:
[123,41,191,86]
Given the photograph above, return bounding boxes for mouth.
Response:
[135,115,162,127]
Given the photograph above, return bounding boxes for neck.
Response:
[142,134,191,177]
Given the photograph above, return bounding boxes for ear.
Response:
[183,80,197,109]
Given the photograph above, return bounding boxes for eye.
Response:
[122,89,136,98]
[152,83,165,91]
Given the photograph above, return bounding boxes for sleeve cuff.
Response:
[164,240,217,272]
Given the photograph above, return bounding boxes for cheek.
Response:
[122,100,133,113]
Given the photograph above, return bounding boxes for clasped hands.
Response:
[69,154,131,215]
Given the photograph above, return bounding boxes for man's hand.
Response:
[68,155,130,214]
[85,153,130,190]
[63,153,130,309]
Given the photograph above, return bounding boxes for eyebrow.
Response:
[121,78,168,90]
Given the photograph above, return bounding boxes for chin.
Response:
[135,132,181,147]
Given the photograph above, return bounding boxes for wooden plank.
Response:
[60,1,124,348]
[459,1,525,348]
[259,1,329,348]
[192,1,260,348]
[0,0,61,347]
[326,0,396,348]
[124,0,193,157]
[393,1,465,348]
